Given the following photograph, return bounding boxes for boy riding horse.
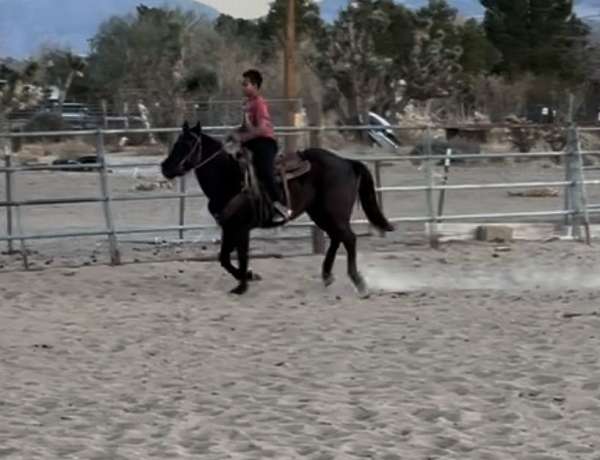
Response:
[230,69,290,224]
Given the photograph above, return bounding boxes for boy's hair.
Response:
[243,69,263,89]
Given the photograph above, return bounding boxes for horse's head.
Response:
[161,121,204,179]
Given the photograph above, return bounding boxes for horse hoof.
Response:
[357,287,370,299]
[323,273,335,287]
[230,283,248,295]
[247,270,262,281]
[355,276,370,299]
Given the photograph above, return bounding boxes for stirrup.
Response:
[273,202,291,218]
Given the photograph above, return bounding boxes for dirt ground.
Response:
[1,241,600,459]
[2,143,600,459]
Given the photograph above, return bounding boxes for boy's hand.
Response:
[225,132,241,143]
[224,135,239,155]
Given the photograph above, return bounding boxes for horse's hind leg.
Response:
[306,184,366,296]
[339,226,369,298]
[306,210,340,287]
[322,238,340,286]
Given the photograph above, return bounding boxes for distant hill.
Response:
[318,0,597,22]
[319,0,480,21]
[0,0,218,58]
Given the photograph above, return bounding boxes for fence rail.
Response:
[1,122,598,269]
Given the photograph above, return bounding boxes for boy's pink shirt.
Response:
[241,95,275,141]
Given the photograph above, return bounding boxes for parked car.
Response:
[56,102,97,129]
[35,101,98,129]
[364,111,401,150]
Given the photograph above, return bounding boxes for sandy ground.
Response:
[2,146,600,458]
[2,240,600,459]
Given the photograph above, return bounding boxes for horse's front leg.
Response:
[230,230,250,295]
[219,228,243,281]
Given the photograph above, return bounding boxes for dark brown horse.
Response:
[161,122,394,297]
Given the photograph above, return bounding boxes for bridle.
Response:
[176,131,224,172]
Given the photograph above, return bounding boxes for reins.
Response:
[178,132,225,172]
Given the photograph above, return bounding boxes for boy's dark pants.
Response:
[243,137,280,203]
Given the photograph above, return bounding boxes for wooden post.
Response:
[284,0,298,154]
[96,129,121,265]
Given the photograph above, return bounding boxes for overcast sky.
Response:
[198,0,321,19]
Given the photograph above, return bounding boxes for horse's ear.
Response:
[182,121,190,132]
[192,121,202,134]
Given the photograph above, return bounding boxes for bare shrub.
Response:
[509,127,540,154]
[469,76,531,122]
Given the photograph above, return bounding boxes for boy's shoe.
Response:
[271,214,286,224]
[272,201,291,223]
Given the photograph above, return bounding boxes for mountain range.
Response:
[319,0,600,21]
[318,0,485,20]
[1,0,599,58]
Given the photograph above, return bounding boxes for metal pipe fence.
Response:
[0,122,597,269]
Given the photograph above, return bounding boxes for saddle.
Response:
[236,148,311,228]
[274,150,311,181]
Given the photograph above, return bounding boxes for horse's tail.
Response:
[351,160,395,232]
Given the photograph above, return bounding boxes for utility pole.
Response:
[284,0,297,153]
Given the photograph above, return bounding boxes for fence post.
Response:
[123,102,130,130]
[101,99,108,129]
[563,113,574,235]
[15,205,29,270]
[178,174,186,240]
[563,95,580,240]
[565,126,581,240]
[563,145,573,233]
[309,124,326,254]
[96,129,121,265]
[208,97,214,126]
[373,159,385,237]
[424,127,439,248]
[570,124,591,244]
[374,159,383,210]
[436,148,452,220]
[3,142,14,254]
